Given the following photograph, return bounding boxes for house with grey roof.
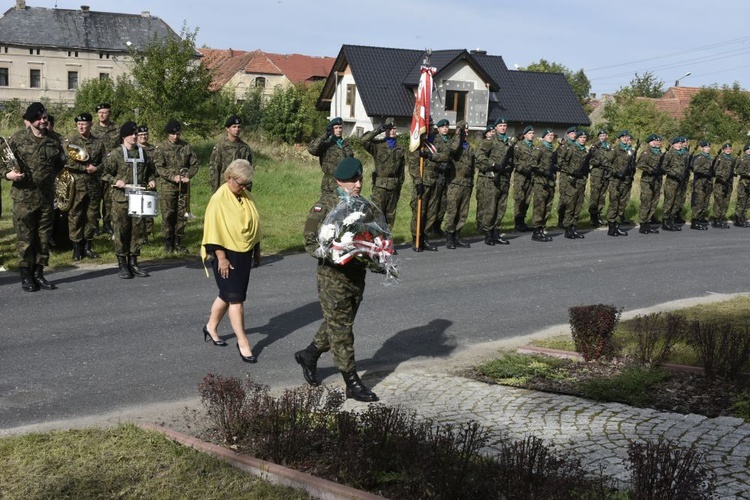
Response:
[317,44,590,137]
[0,0,180,104]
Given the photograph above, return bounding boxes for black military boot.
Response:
[84,240,99,259]
[492,228,510,245]
[294,343,323,386]
[614,224,628,236]
[72,241,84,261]
[531,228,548,242]
[564,226,576,239]
[129,255,150,278]
[421,238,438,252]
[174,237,189,253]
[690,220,708,230]
[20,266,39,292]
[164,237,174,253]
[446,232,456,250]
[33,265,56,290]
[571,225,585,239]
[117,255,133,279]
[341,370,378,402]
[454,231,470,248]
[484,231,495,246]
[103,220,114,236]
[589,211,601,228]
[608,222,619,236]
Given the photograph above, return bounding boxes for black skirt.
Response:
[207,245,252,303]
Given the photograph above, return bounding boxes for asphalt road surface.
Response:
[1,224,748,431]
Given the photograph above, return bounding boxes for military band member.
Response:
[512,126,536,232]
[711,142,735,229]
[209,115,253,193]
[474,117,513,245]
[308,117,354,197]
[154,120,199,253]
[733,144,750,227]
[65,112,106,259]
[444,120,474,249]
[101,122,156,279]
[93,103,119,236]
[661,137,688,231]
[3,102,65,291]
[606,131,634,237]
[690,140,713,230]
[136,125,156,241]
[361,117,405,229]
[587,129,612,228]
[560,130,589,239]
[530,129,557,242]
[637,134,663,233]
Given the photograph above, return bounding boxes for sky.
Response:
[19,0,750,97]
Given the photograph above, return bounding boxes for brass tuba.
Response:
[0,136,22,173]
[55,168,75,212]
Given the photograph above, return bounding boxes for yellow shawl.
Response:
[201,183,261,276]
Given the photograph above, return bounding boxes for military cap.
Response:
[744,144,750,152]
[670,137,681,145]
[47,114,55,126]
[566,126,577,134]
[436,119,450,128]
[616,130,631,138]
[74,112,93,123]
[119,121,138,138]
[597,128,608,136]
[23,102,46,121]
[646,134,661,142]
[164,119,181,134]
[328,117,343,128]
[722,142,732,149]
[333,157,363,181]
[699,140,710,147]
[485,124,494,133]
[95,103,111,111]
[224,115,242,127]
[136,125,149,134]
[494,117,508,127]
[576,130,588,138]
[543,128,555,137]
[522,125,534,134]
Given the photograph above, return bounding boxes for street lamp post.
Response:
[674,72,692,87]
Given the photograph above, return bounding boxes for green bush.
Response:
[579,365,671,407]
[626,313,687,367]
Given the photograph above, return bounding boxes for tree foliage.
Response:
[522,59,591,103]
[599,96,679,142]
[682,84,750,145]
[618,72,665,98]
[260,81,327,144]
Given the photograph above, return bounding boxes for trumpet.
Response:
[0,136,22,174]
[178,168,195,219]
[66,143,89,163]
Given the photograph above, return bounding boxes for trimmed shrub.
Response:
[569,304,621,361]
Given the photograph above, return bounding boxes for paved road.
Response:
[1,224,749,431]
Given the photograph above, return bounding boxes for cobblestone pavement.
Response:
[354,368,750,499]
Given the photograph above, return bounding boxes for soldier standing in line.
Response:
[587,129,612,228]
[209,115,253,193]
[294,158,378,403]
[556,126,579,228]
[636,134,664,234]
[529,129,557,242]
[733,144,750,227]
[660,137,688,231]
[136,125,156,242]
[308,117,354,197]
[361,117,405,230]
[92,103,120,236]
[154,120,199,253]
[512,126,536,232]
[474,117,513,246]
[429,119,455,238]
[560,130,589,239]
[675,137,694,225]
[65,112,106,259]
[3,102,65,291]
[443,120,473,249]
[605,131,634,237]
[711,142,735,229]
[101,122,156,279]
[690,140,713,230]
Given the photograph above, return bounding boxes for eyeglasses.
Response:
[231,177,252,190]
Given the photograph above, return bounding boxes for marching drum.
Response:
[125,185,158,217]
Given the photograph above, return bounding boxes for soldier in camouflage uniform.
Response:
[711,142,735,228]
[65,112,107,259]
[660,137,688,231]
[587,129,612,227]
[101,122,156,279]
[556,126,579,228]
[474,117,513,245]
[689,140,713,230]
[154,120,199,253]
[560,130,589,239]
[733,144,750,227]
[443,120,474,249]
[3,102,65,291]
[136,125,156,241]
[361,117,404,229]
[294,158,378,403]
[209,115,253,193]
[605,131,634,237]
[529,129,557,242]
[308,117,354,197]
[637,134,664,233]
[512,126,536,232]
[93,103,120,236]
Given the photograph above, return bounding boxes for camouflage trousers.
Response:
[606,177,630,223]
[475,175,509,233]
[100,181,112,226]
[313,262,366,373]
[512,172,533,223]
[639,175,661,223]
[691,177,713,222]
[712,180,733,221]
[435,174,447,227]
[410,183,440,239]
[588,168,609,215]
[68,175,101,242]
[734,178,750,223]
[111,200,145,257]
[13,200,54,268]
[371,185,402,229]
[159,186,189,241]
[561,174,587,228]
[662,177,682,220]
[531,176,555,229]
[443,181,473,233]
[677,175,691,218]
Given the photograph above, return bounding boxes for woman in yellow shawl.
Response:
[201,159,261,363]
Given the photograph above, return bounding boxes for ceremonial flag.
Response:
[409,65,436,152]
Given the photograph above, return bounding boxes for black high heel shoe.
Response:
[236,343,257,363]
[203,325,227,346]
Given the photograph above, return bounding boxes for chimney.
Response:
[15,0,26,9]
[141,11,150,18]
[229,48,234,57]
[80,5,90,13]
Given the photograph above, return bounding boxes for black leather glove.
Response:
[546,170,556,181]
[371,171,377,184]
[325,124,333,136]
[376,124,387,134]
[418,149,432,159]
[415,183,425,196]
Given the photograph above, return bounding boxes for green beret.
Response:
[328,117,343,128]
[522,125,534,134]
[597,128,608,136]
[744,144,750,152]
[722,142,732,149]
[543,128,554,136]
[436,119,450,128]
[576,130,587,138]
[164,119,181,134]
[566,126,577,134]
[699,140,710,147]
[616,130,630,138]
[485,124,494,133]
[95,103,111,111]
[646,134,661,142]
[334,158,363,181]
[670,137,681,145]
[494,117,508,127]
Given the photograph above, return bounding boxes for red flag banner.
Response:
[409,65,436,152]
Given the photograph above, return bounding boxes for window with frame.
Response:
[346,84,356,118]
[444,90,468,123]
[254,77,266,88]
[29,69,41,88]
[67,71,78,90]
[0,68,8,86]
[99,73,110,80]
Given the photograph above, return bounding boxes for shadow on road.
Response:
[233,301,323,357]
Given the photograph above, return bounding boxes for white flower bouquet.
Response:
[316,194,399,284]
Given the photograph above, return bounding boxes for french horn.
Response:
[66,143,89,163]
[0,136,22,173]
[55,168,75,213]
